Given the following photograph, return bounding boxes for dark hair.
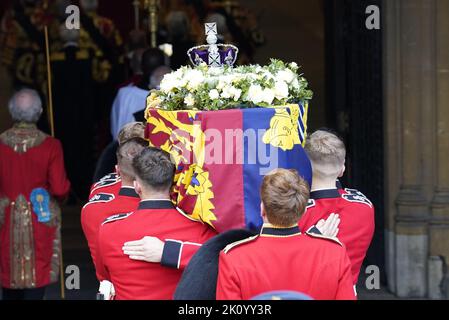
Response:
[116,138,148,180]
[142,48,166,76]
[132,147,175,191]
[261,169,310,227]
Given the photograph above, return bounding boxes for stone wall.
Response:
[384,0,449,299]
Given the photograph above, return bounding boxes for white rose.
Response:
[291,78,300,90]
[231,87,242,101]
[274,80,289,100]
[261,88,275,105]
[221,86,232,99]
[220,86,242,101]
[247,85,264,104]
[277,70,295,84]
[263,71,275,81]
[159,73,177,93]
[208,67,224,76]
[209,89,220,100]
[184,94,196,107]
[186,69,205,90]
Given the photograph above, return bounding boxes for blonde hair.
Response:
[261,169,310,227]
[305,130,346,179]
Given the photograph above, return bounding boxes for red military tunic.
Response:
[216,224,356,300]
[0,124,70,289]
[97,199,216,300]
[81,186,140,280]
[299,188,375,285]
[89,172,121,197]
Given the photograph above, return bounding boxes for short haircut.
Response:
[117,122,146,145]
[132,147,175,192]
[8,89,43,123]
[142,48,166,75]
[305,130,346,179]
[260,169,310,227]
[116,138,148,180]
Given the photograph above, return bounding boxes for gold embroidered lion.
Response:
[262,104,302,151]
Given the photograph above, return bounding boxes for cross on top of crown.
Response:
[205,23,218,45]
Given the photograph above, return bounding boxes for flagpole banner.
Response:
[145,103,312,233]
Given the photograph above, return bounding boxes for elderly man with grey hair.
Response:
[0,89,71,300]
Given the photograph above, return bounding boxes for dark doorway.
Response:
[324,0,385,283]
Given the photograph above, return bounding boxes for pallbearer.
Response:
[299,130,375,289]
[82,138,147,280]
[97,147,216,300]
[216,169,355,300]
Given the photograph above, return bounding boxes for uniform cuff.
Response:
[161,240,182,269]
[306,226,322,235]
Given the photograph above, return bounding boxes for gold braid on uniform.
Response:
[0,123,47,153]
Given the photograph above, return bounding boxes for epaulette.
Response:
[342,188,373,208]
[175,207,202,223]
[305,231,343,246]
[223,235,259,254]
[83,193,114,209]
[102,212,133,225]
[90,178,121,194]
[99,173,119,181]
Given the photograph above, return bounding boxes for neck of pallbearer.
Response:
[135,176,172,201]
[120,176,135,189]
[139,187,171,202]
[310,171,340,192]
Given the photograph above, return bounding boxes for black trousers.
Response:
[2,287,46,300]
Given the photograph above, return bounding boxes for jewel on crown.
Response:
[187,23,239,67]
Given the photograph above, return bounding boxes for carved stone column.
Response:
[384,0,436,298]
[428,0,449,299]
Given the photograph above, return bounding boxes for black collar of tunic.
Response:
[261,226,301,237]
[310,189,341,200]
[138,200,175,210]
[118,187,139,198]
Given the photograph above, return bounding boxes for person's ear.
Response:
[115,165,121,177]
[134,180,142,197]
[260,202,266,219]
[338,164,346,178]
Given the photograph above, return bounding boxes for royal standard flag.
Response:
[145,103,312,232]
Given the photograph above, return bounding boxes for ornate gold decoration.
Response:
[49,201,62,283]
[0,123,47,154]
[10,195,36,289]
[262,105,301,151]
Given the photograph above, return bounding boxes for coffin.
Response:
[145,103,312,232]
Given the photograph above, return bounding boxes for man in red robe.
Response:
[0,89,70,300]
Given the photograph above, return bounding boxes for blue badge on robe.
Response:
[30,188,51,223]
